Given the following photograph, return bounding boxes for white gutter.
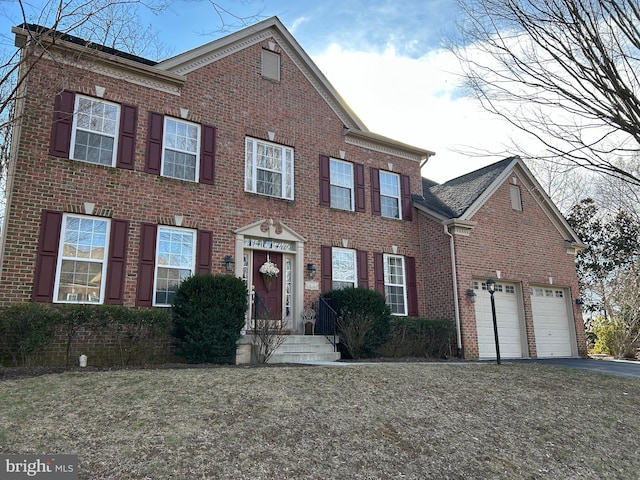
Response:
[444,224,463,355]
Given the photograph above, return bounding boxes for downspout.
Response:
[444,223,463,357]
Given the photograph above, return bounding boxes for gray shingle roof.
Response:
[418,157,518,218]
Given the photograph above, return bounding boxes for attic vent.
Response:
[510,184,522,211]
[262,49,280,81]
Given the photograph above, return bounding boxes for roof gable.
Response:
[416,157,584,246]
[157,17,368,132]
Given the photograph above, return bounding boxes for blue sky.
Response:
[0,0,520,182]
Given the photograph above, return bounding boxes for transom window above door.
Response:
[245,137,294,200]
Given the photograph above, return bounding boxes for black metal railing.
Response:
[315,296,337,351]
[252,291,270,330]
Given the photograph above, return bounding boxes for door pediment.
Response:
[234,218,306,243]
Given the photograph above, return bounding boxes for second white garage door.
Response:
[474,281,524,359]
[531,287,574,357]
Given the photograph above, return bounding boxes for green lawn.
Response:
[1,363,639,479]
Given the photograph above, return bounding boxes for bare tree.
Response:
[524,157,592,215]
[452,0,640,185]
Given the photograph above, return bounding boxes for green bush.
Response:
[0,303,58,366]
[379,317,455,358]
[171,274,248,364]
[323,287,391,359]
[53,304,172,365]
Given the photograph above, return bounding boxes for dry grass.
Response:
[1,362,639,479]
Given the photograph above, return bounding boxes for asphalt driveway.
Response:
[516,357,640,379]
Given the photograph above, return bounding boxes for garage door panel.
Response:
[531,288,572,358]
[474,281,523,359]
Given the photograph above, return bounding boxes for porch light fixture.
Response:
[465,288,477,303]
[486,278,501,365]
[306,263,316,279]
[224,255,235,273]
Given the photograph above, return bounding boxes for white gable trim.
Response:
[158,17,368,132]
[460,157,584,247]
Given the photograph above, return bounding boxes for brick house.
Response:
[0,17,585,362]
[414,157,587,358]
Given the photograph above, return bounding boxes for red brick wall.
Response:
[0,38,426,316]
[451,174,586,359]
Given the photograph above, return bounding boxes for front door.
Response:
[253,251,283,321]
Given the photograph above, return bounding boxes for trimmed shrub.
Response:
[323,287,391,359]
[171,274,248,364]
[379,317,455,358]
[0,303,59,366]
[53,304,172,366]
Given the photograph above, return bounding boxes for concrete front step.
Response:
[268,335,340,364]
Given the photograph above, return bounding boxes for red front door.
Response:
[253,251,282,320]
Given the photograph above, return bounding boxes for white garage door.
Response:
[531,287,573,357]
[474,281,523,359]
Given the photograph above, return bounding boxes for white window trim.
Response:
[53,213,110,304]
[153,225,196,307]
[70,95,120,167]
[380,171,402,220]
[383,253,407,316]
[162,117,201,182]
[330,158,355,211]
[332,248,357,289]
[245,137,295,200]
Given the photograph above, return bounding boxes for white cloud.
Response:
[312,44,521,183]
[289,16,309,36]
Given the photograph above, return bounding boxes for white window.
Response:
[163,118,200,182]
[384,254,407,315]
[380,171,401,219]
[332,248,357,290]
[262,50,281,81]
[245,137,294,200]
[330,159,354,210]
[54,214,109,303]
[70,95,120,166]
[154,226,196,306]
